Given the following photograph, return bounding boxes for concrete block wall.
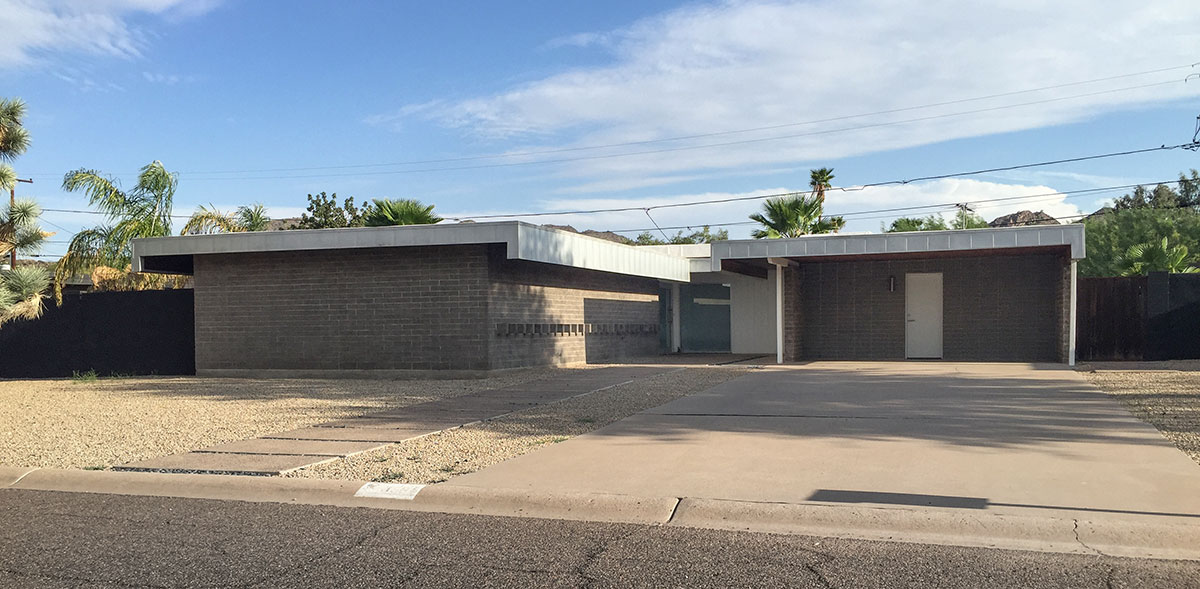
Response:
[487,246,661,369]
[193,245,491,374]
[786,253,1064,362]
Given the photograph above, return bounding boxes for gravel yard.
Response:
[1084,367,1200,466]
[288,366,750,484]
[0,369,563,470]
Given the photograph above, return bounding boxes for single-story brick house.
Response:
[132,221,1084,376]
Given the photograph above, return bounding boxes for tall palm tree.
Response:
[181,203,271,234]
[1118,237,1199,275]
[809,168,835,204]
[0,264,50,326]
[362,198,442,227]
[56,161,178,301]
[750,193,846,238]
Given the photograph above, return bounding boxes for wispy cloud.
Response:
[142,71,198,85]
[383,0,1200,188]
[0,0,221,69]
[443,178,1085,238]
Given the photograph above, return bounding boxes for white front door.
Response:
[905,273,943,359]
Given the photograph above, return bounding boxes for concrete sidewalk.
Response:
[447,362,1200,541]
[114,365,671,476]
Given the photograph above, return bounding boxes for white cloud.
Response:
[142,71,197,85]
[388,0,1200,185]
[0,0,219,69]
[444,178,1084,239]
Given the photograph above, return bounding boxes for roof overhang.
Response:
[709,224,1085,272]
[132,221,692,282]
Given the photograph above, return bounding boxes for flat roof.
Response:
[131,221,692,282]
[709,224,1085,271]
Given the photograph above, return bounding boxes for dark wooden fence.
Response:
[0,289,195,378]
[1077,273,1200,361]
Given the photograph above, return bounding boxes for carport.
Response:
[709,225,1085,364]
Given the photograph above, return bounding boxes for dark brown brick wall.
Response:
[486,246,661,369]
[791,253,1066,361]
[781,266,803,362]
[194,245,491,372]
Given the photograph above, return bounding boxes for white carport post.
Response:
[767,257,791,364]
[1069,260,1077,366]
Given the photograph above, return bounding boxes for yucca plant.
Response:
[362,198,442,227]
[1,198,47,260]
[0,265,50,326]
[181,203,271,234]
[750,193,845,238]
[1118,237,1199,275]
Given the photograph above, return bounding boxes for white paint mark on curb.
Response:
[354,482,426,500]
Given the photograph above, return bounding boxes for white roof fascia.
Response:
[132,221,691,282]
[709,224,1085,271]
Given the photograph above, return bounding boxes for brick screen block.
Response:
[486,245,661,369]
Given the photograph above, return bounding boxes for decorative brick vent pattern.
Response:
[494,323,658,336]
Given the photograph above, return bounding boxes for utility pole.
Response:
[9,177,32,269]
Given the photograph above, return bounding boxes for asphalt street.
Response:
[1,489,1198,588]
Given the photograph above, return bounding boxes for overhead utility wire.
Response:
[600,181,1166,234]
[164,62,1200,175]
[449,141,1198,221]
[170,79,1191,181]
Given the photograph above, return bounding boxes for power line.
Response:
[599,180,1173,234]
[177,79,1193,181]
[449,141,1198,221]
[172,63,1200,175]
[25,71,1194,183]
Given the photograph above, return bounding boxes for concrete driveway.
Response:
[454,362,1200,526]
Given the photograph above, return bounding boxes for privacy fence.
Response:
[0,289,195,378]
[1076,272,1200,361]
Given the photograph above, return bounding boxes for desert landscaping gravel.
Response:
[0,369,564,470]
[289,366,750,484]
[1084,367,1200,466]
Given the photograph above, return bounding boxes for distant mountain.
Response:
[989,210,1059,227]
[543,224,633,245]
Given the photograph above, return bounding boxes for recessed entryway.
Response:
[905,272,943,359]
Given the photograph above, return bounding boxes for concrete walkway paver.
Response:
[114,366,670,476]
[451,362,1200,526]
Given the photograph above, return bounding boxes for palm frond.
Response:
[62,169,128,217]
[182,205,239,235]
[53,226,126,304]
[235,204,271,232]
[363,198,443,226]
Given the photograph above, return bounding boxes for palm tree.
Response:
[1118,237,1199,276]
[1,198,48,262]
[55,161,178,301]
[809,168,835,204]
[750,193,846,238]
[362,198,442,227]
[181,203,271,235]
[0,264,50,326]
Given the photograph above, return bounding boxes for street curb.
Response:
[4,468,677,526]
[0,466,37,487]
[6,468,1200,560]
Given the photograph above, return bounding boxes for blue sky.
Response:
[3,0,1199,258]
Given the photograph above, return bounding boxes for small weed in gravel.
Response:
[72,370,98,383]
[374,471,405,483]
[82,465,106,471]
